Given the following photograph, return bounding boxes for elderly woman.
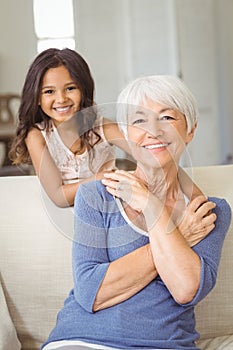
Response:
[42,76,231,350]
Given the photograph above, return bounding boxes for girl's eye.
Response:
[66,85,77,91]
[43,89,54,95]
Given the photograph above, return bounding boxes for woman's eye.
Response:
[160,115,175,121]
[132,118,146,125]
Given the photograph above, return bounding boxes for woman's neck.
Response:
[130,162,187,228]
[133,162,181,201]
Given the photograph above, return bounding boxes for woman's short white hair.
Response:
[116,75,199,136]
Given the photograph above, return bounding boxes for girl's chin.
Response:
[52,115,74,125]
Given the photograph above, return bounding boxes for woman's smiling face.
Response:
[127,99,195,168]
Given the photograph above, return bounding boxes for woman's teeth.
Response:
[144,143,168,149]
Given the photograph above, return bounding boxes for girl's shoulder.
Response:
[35,119,53,131]
[26,125,44,140]
[26,126,46,148]
[91,116,105,138]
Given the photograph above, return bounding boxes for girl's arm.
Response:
[26,127,106,207]
[102,118,132,155]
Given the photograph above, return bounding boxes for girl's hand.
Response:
[178,195,217,247]
[95,169,115,181]
[102,170,149,213]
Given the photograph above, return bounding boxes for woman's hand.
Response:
[102,171,217,247]
[178,195,217,247]
[102,169,149,213]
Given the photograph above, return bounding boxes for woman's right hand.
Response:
[178,195,217,247]
[102,169,150,213]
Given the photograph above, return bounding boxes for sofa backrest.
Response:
[0,165,232,350]
[0,175,74,350]
[189,165,233,340]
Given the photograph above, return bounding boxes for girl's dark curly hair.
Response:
[9,48,99,164]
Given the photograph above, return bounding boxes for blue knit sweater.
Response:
[42,180,232,350]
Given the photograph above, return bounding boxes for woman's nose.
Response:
[146,118,163,137]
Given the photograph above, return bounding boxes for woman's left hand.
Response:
[102,170,149,213]
[178,195,217,247]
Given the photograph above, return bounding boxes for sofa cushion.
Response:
[188,165,233,341]
[0,176,73,350]
[0,279,21,350]
[0,165,232,350]
[197,334,233,349]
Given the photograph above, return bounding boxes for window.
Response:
[33,0,75,53]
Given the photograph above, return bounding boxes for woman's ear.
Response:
[186,123,197,144]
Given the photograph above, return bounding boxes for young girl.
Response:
[10,48,206,217]
[9,48,128,207]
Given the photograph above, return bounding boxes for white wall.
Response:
[176,0,219,166]
[73,0,223,166]
[0,0,232,167]
[0,0,37,94]
[73,0,179,104]
[73,0,121,104]
[215,0,233,164]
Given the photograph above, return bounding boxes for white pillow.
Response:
[0,280,21,350]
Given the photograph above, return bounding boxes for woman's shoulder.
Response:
[209,196,231,211]
[193,197,232,252]
[79,180,113,200]
[74,180,116,218]
[209,196,232,227]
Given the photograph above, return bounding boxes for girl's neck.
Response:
[52,117,86,155]
[53,114,79,130]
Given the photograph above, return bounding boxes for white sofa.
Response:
[0,165,233,350]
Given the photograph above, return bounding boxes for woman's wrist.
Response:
[143,193,176,233]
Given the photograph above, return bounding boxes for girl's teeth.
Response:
[56,107,70,112]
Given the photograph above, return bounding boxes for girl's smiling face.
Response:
[127,99,195,168]
[39,65,82,126]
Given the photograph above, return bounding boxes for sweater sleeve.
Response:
[183,197,232,306]
[72,181,111,313]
